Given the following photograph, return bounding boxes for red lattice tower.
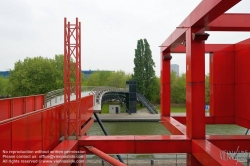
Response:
[64,17,81,140]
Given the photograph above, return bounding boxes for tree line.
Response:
[0,55,134,98]
[0,68,209,104]
[83,70,132,88]
[3,55,65,97]
[170,71,210,104]
[0,38,210,104]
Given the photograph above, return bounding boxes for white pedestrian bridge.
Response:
[44,86,158,114]
[44,86,129,112]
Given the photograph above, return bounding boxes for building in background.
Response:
[0,71,9,78]
[82,70,95,78]
[0,70,96,78]
[171,64,179,76]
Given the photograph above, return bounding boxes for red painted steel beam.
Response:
[207,135,250,152]
[160,117,186,135]
[160,0,241,52]
[161,52,171,117]
[192,140,243,165]
[135,135,191,154]
[85,146,126,166]
[79,135,191,154]
[172,44,234,53]
[37,140,79,166]
[206,14,250,31]
[172,116,236,125]
[171,116,186,124]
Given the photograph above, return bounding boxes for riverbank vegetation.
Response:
[0,76,8,98]
[1,40,209,104]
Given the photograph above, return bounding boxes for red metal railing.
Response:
[0,95,44,121]
[0,95,93,166]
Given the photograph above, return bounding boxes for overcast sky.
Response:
[1,0,250,76]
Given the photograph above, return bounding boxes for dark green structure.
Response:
[126,80,137,113]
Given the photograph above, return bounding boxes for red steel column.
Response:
[185,28,205,139]
[161,51,171,117]
[64,18,82,140]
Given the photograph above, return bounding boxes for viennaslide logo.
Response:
[220,146,249,164]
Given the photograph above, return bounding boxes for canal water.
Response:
[87,122,248,135]
[86,122,249,165]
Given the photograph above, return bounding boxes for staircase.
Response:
[136,92,158,114]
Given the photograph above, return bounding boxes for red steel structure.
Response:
[0,95,44,121]
[64,18,82,140]
[1,1,250,166]
[159,0,250,165]
[0,95,94,166]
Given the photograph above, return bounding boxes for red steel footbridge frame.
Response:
[1,0,250,165]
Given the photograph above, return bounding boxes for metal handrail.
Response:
[44,86,128,107]
[136,92,158,114]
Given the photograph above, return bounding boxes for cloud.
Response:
[0,0,249,77]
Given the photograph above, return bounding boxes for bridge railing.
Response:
[44,86,96,107]
[91,86,128,104]
[44,86,128,108]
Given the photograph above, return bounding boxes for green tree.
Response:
[86,71,112,86]
[132,39,156,101]
[205,74,210,103]
[171,71,179,103]
[171,71,186,103]
[86,70,131,88]
[81,73,86,86]
[53,54,64,89]
[133,39,145,96]
[8,55,65,97]
[178,73,186,103]
[150,77,160,103]
[51,54,86,89]
[0,76,9,97]
[107,71,132,88]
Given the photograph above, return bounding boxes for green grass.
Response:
[170,106,186,113]
[156,105,186,113]
[136,103,145,110]
[158,105,210,113]
[101,104,109,113]
[101,103,127,113]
